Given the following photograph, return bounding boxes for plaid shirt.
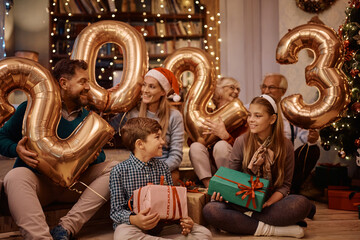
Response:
[109,153,173,228]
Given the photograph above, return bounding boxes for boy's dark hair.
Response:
[120,117,162,152]
[52,59,88,82]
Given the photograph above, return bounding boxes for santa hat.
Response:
[144,67,181,102]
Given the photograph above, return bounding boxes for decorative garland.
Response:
[296,0,337,13]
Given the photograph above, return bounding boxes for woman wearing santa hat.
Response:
[110,67,184,179]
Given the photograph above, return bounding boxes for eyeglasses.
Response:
[223,85,240,92]
[260,84,284,91]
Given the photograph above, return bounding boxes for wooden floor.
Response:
[0,149,359,239]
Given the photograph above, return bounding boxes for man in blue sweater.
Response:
[0,59,117,240]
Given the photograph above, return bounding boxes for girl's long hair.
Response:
[242,96,286,188]
[138,93,171,140]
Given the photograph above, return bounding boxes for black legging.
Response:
[202,194,312,235]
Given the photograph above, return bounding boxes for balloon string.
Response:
[68,181,107,201]
[118,112,127,136]
[297,143,310,175]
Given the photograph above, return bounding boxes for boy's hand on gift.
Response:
[180,217,194,236]
[211,192,228,203]
[130,208,160,230]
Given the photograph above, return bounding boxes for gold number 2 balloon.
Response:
[276,23,351,129]
[0,57,114,187]
[163,47,248,147]
[71,20,148,113]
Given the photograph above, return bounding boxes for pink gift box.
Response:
[133,185,188,220]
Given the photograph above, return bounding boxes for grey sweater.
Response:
[110,108,184,171]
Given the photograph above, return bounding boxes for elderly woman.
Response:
[189,77,247,188]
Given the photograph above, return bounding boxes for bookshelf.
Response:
[48,0,220,90]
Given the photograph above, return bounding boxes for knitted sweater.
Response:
[0,101,105,171]
[110,107,184,171]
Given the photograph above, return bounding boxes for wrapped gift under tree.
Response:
[328,186,360,211]
[315,163,349,188]
[208,167,269,212]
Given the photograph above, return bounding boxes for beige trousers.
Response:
[4,160,118,240]
[114,223,212,240]
[189,140,232,180]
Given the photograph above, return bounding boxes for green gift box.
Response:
[208,167,269,212]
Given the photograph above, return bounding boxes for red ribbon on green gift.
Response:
[214,174,265,209]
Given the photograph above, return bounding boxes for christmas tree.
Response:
[320,0,360,162]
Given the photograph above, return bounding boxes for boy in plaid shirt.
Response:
[110,117,212,239]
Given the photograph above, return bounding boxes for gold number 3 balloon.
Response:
[164,47,248,147]
[0,57,114,187]
[276,23,351,129]
[71,20,148,113]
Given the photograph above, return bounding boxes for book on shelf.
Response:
[145,23,156,36]
[156,22,167,36]
[170,0,182,14]
[177,0,195,14]
[80,0,95,14]
[146,42,156,55]
[174,38,201,49]
[168,22,180,36]
[192,21,203,34]
[165,40,175,54]
[89,0,102,13]
[151,0,173,14]
[120,0,136,12]
[114,0,123,12]
[135,0,151,12]
[67,0,82,14]
[107,0,116,12]
[182,21,194,35]
[177,21,187,35]
[132,22,146,35]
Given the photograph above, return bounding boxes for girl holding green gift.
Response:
[203,94,314,238]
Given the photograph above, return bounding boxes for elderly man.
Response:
[260,73,320,194]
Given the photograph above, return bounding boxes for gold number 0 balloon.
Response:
[276,23,351,129]
[0,58,114,187]
[71,20,148,113]
[163,47,248,147]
